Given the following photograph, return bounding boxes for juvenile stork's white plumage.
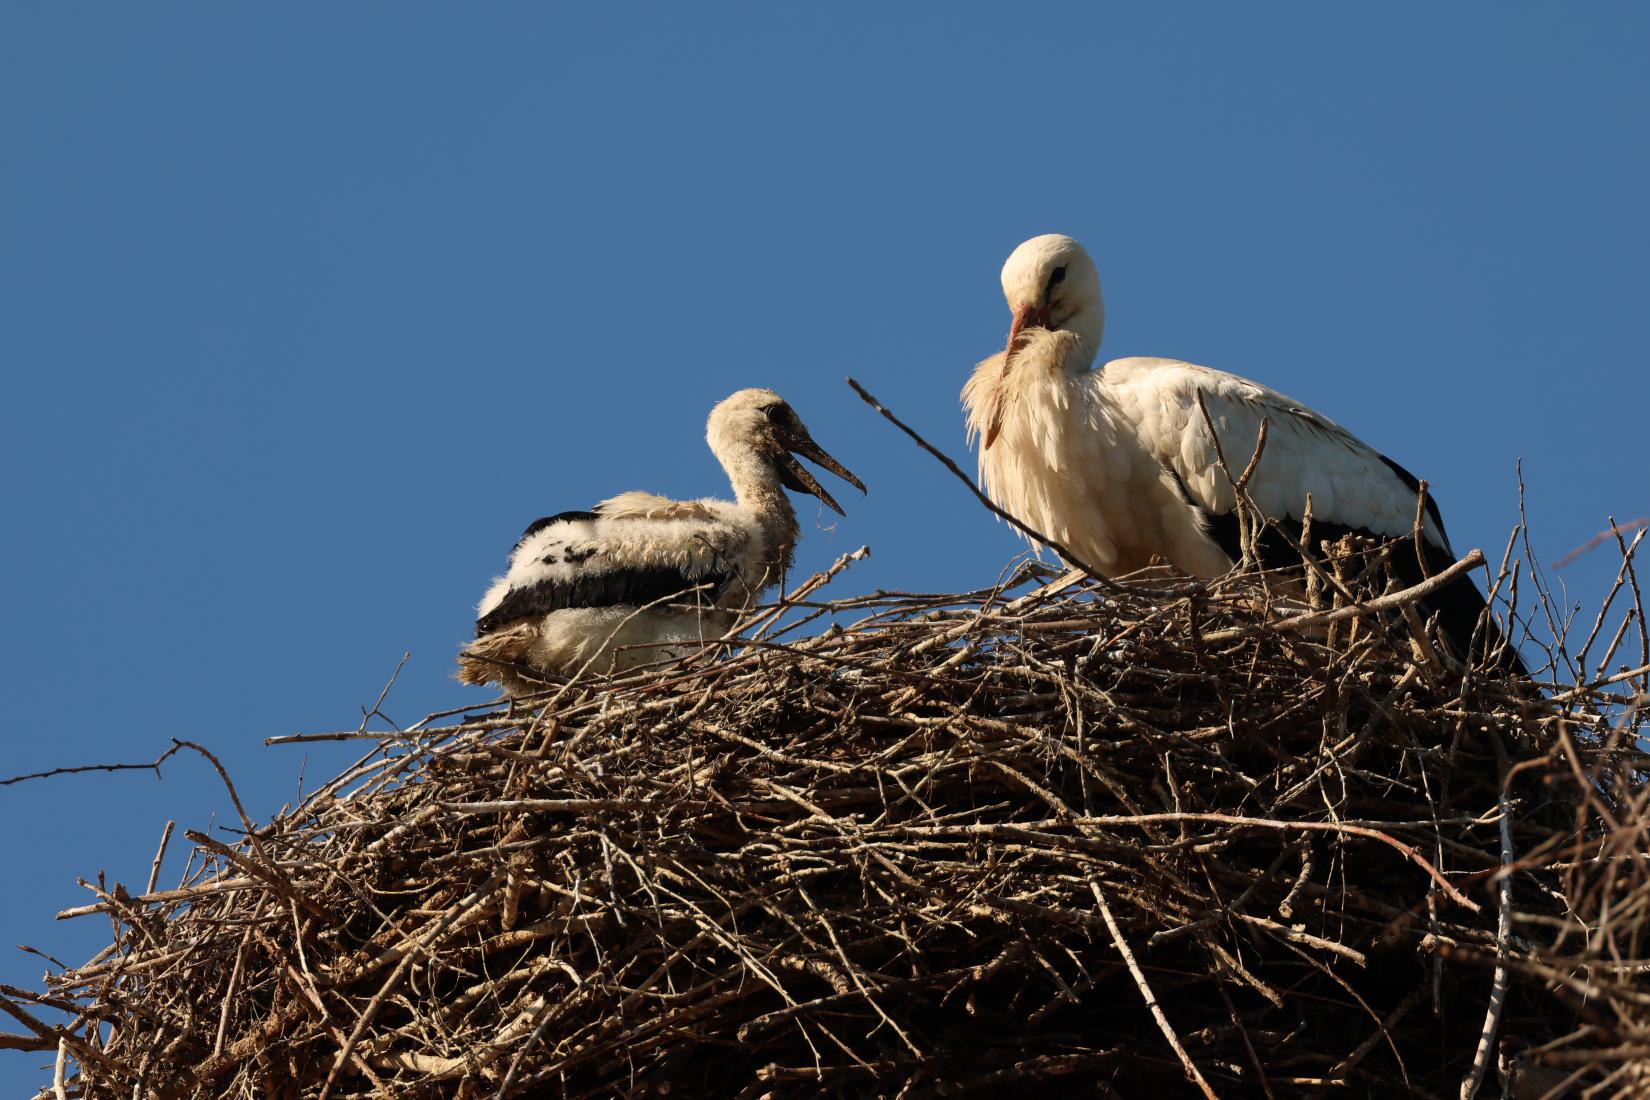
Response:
[458,388,864,694]
[963,233,1525,674]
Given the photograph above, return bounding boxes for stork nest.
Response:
[12,540,1650,1099]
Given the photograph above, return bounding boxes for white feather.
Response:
[474,508,754,626]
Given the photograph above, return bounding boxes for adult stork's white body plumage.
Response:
[458,388,863,694]
[963,233,1524,673]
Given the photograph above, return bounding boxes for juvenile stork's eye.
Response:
[1046,265,1068,294]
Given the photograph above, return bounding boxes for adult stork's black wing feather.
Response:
[1194,511,1524,676]
[1193,491,1526,676]
[1140,365,1525,676]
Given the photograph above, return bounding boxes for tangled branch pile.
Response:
[13,536,1650,1098]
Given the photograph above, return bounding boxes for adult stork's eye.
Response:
[1046,265,1067,294]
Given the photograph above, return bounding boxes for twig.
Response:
[1459,749,1515,1099]
[170,740,273,865]
[145,821,175,896]
[1199,550,1486,646]
[212,931,250,1058]
[317,870,506,1100]
[848,377,1143,595]
[1091,880,1218,1100]
[1195,389,1269,568]
[0,1031,52,1052]
[356,651,411,733]
[0,743,181,787]
[1553,517,1648,569]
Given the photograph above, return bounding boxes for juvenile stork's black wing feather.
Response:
[514,511,601,551]
[476,565,727,637]
[474,508,748,638]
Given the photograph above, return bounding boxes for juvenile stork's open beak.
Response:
[773,423,866,516]
[983,302,1051,449]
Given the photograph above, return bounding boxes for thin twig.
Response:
[1091,880,1218,1100]
[0,743,181,787]
[145,820,175,896]
[1199,550,1486,646]
[1459,747,1516,1100]
[1553,517,1648,569]
[848,377,1144,595]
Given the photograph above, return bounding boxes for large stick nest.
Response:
[13,542,1650,1099]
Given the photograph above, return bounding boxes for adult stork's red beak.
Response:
[983,302,1051,449]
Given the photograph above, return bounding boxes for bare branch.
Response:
[0,743,181,787]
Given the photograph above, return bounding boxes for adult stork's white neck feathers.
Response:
[963,233,1526,676]
[977,233,1106,450]
[457,388,864,695]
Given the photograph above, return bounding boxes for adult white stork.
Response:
[457,388,864,694]
[963,233,1525,674]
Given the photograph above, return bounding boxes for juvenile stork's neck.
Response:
[718,446,801,581]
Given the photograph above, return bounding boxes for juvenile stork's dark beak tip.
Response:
[776,428,864,515]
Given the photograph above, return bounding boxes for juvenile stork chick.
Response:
[458,388,864,694]
[963,233,1526,674]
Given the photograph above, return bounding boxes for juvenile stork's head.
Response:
[983,234,1106,448]
[707,388,866,514]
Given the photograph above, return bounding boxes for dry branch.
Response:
[0,744,181,788]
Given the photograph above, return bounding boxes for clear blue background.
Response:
[2,4,1644,1087]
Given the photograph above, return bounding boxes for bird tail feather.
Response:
[456,623,542,687]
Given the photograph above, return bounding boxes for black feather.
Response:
[1376,455,1450,548]
[1156,461,1522,674]
[1194,502,1525,675]
[476,565,731,637]
[514,511,600,551]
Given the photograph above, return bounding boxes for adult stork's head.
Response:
[707,388,866,515]
[984,234,1106,448]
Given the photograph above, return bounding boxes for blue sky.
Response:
[1,4,1644,1085]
